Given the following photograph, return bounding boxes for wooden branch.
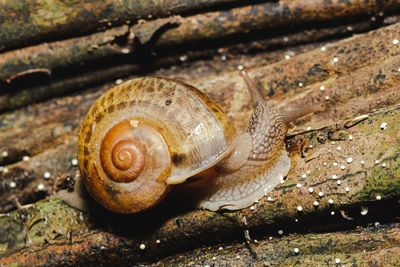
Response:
[0,22,399,211]
[0,20,377,112]
[153,0,400,48]
[0,5,399,264]
[0,106,399,265]
[0,18,378,112]
[2,0,400,83]
[159,223,400,266]
[0,0,240,52]
[0,24,134,83]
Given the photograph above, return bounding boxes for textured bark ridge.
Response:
[0,106,399,266]
[0,1,399,266]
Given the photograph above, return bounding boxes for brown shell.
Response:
[77,77,237,213]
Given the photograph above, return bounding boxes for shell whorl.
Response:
[77,77,237,213]
[100,121,146,183]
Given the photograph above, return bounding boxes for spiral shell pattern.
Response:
[77,77,237,213]
[100,121,146,183]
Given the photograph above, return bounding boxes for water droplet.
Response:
[361,207,368,215]
[37,183,46,191]
[121,48,130,54]
[43,172,51,179]
[71,158,78,166]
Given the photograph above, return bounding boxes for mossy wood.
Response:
[0,106,399,265]
[0,1,399,266]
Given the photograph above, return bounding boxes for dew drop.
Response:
[297,206,303,211]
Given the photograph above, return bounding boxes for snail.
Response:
[74,69,324,214]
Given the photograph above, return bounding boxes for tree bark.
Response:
[0,20,376,112]
[161,223,400,266]
[0,2,399,266]
[2,0,400,84]
[0,0,240,52]
[0,105,399,265]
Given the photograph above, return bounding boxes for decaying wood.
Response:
[0,2,399,266]
[0,0,240,52]
[160,223,400,266]
[0,106,399,265]
[0,21,399,166]
[0,24,134,83]
[0,19,381,112]
[2,0,400,84]
[0,22,399,218]
[0,19,380,112]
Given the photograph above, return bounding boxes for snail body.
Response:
[77,71,323,214]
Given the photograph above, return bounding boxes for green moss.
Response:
[357,153,400,201]
[0,198,89,256]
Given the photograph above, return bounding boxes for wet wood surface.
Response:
[0,1,399,266]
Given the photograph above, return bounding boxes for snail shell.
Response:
[77,72,324,214]
[77,77,237,213]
